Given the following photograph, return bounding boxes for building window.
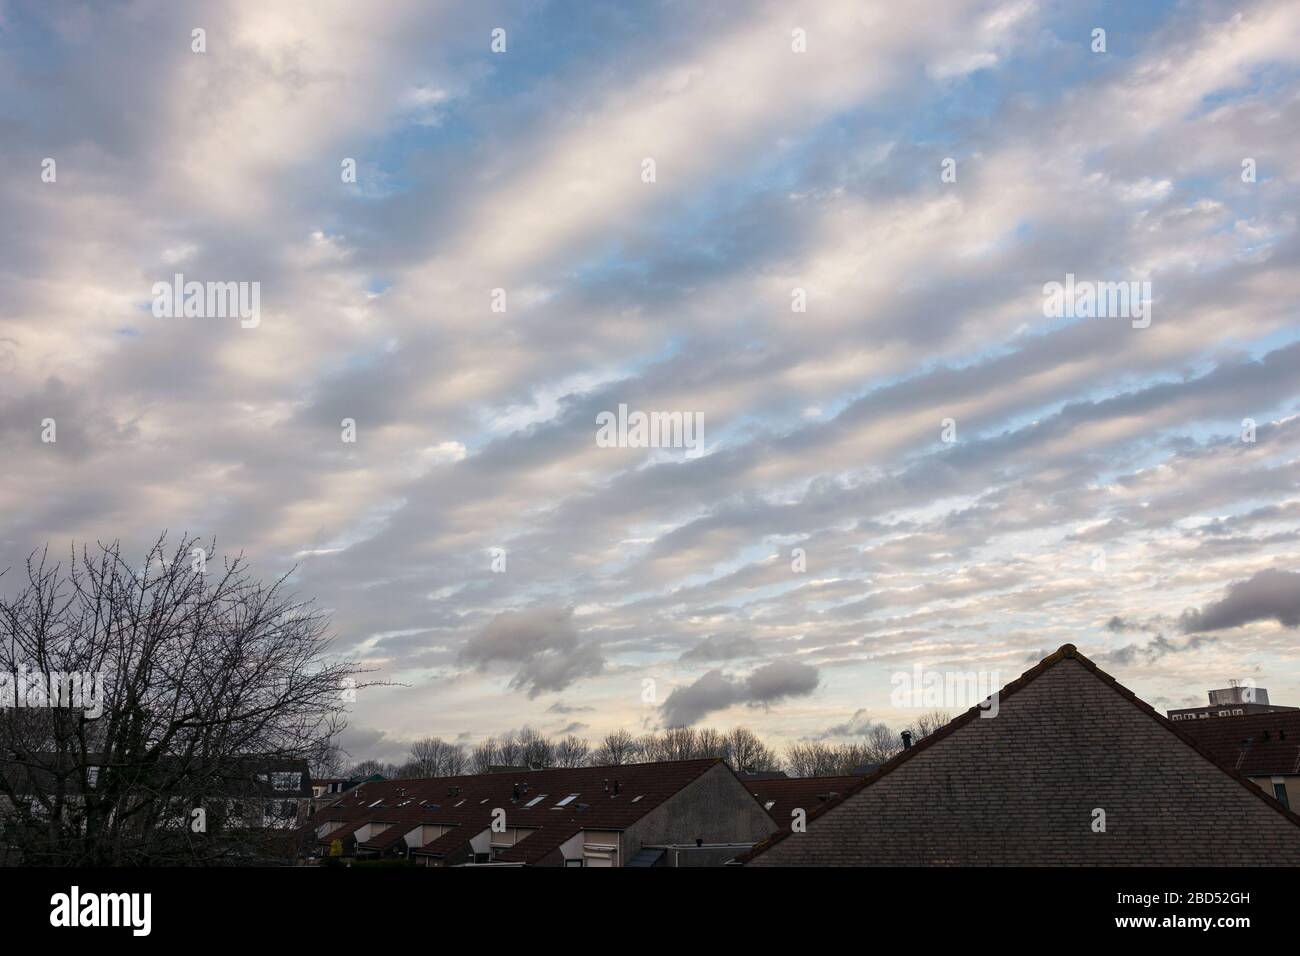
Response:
[1273,781,1291,810]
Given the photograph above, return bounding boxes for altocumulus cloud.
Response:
[460,607,604,698]
[5,1,1300,746]
[1181,569,1300,632]
[661,659,820,728]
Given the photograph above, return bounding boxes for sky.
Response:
[1,0,1298,766]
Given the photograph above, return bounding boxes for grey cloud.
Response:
[336,725,406,766]
[660,659,820,728]
[679,633,759,662]
[460,607,604,698]
[545,701,595,715]
[815,707,882,739]
[1181,569,1300,633]
[1102,634,1216,667]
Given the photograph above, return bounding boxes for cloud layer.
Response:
[2,0,1299,755]
[1181,569,1300,632]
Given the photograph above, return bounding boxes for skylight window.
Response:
[524,794,548,807]
[553,793,580,807]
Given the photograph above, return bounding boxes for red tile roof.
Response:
[309,758,725,864]
[414,827,471,859]
[494,826,575,864]
[315,819,367,846]
[744,776,861,829]
[737,644,1300,863]
[357,822,417,852]
[1177,711,1300,776]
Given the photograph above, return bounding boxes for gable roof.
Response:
[309,758,725,863]
[413,827,470,859]
[738,643,1300,863]
[357,822,417,852]
[1177,711,1300,776]
[744,775,861,829]
[316,819,368,846]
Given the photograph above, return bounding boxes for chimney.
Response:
[695,838,703,847]
[613,779,621,795]
[901,730,914,750]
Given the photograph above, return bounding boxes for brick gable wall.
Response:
[749,658,1300,865]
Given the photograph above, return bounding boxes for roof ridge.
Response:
[737,643,1300,863]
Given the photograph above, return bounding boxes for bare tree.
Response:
[911,710,952,740]
[312,743,347,780]
[591,729,638,766]
[495,730,523,768]
[518,726,554,768]
[347,758,398,780]
[863,723,902,764]
[785,741,842,777]
[0,535,369,865]
[721,727,780,773]
[694,727,725,758]
[400,737,466,778]
[469,738,498,774]
[553,735,590,768]
[642,727,700,762]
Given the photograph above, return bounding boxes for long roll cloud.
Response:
[1180,569,1300,633]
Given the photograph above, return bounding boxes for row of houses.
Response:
[307,644,1300,866]
[313,757,778,866]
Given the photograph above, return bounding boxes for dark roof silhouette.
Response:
[738,647,1300,863]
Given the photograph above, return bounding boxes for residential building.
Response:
[309,774,382,814]
[744,775,860,831]
[1178,711,1300,811]
[1167,682,1297,721]
[309,757,777,866]
[739,644,1300,866]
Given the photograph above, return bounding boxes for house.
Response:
[1167,683,1297,721]
[309,757,777,866]
[739,644,1300,866]
[744,775,861,831]
[1178,711,1300,811]
[309,774,382,814]
[2,754,312,830]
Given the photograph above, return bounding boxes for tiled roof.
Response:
[413,827,470,858]
[738,644,1300,864]
[744,776,861,828]
[316,819,367,846]
[494,825,576,864]
[358,822,417,852]
[1178,711,1300,776]
[308,758,723,863]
